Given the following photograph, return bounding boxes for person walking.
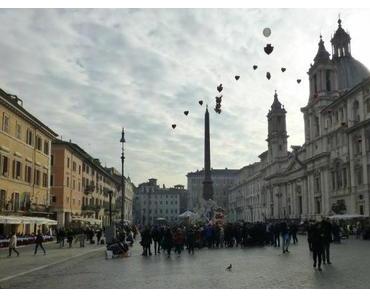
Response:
[67,231,74,248]
[97,229,102,245]
[34,230,46,255]
[290,223,298,244]
[141,226,152,256]
[311,222,324,271]
[321,218,332,264]
[281,222,290,253]
[151,226,161,255]
[273,223,280,247]
[173,228,185,256]
[186,227,195,255]
[59,228,65,248]
[163,227,173,257]
[78,232,86,248]
[8,232,20,257]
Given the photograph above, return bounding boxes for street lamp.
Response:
[107,190,113,226]
[120,128,126,230]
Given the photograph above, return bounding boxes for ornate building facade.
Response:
[0,88,58,234]
[133,178,186,225]
[51,140,120,227]
[229,19,370,222]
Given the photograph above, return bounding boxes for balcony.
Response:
[81,204,100,213]
[84,185,95,195]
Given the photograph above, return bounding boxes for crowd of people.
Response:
[138,221,301,257]
[137,218,355,272]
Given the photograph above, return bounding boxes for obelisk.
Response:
[202,106,213,201]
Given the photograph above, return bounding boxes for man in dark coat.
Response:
[273,223,280,247]
[186,227,196,254]
[34,230,46,255]
[321,218,332,264]
[151,226,161,255]
[141,226,152,256]
[163,227,173,257]
[311,222,324,271]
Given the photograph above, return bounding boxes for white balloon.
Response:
[263,27,271,37]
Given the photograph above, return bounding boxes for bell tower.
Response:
[267,91,288,163]
[307,35,337,102]
[331,18,351,59]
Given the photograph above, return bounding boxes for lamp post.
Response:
[108,190,113,226]
[120,128,126,230]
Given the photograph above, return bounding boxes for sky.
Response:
[1,8,370,188]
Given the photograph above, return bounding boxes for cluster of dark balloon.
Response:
[171,27,303,130]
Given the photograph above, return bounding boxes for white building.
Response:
[229,19,370,222]
[133,178,185,225]
[187,169,239,212]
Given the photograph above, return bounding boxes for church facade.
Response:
[228,19,370,222]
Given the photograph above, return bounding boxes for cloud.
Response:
[0,8,369,187]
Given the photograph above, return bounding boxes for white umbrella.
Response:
[328,214,367,220]
[178,210,196,218]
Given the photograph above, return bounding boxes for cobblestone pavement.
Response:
[1,236,370,288]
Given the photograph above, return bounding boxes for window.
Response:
[363,98,370,116]
[15,123,21,139]
[72,162,76,172]
[42,173,48,187]
[34,169,40,185]
[44,141,49,155]
[331,171,336,190]
[1,156,9,176]
[51,154,54,166]
[79,165,81,174]
[66,177,70,187]
[26,129,33,146]
[356,167,363,185]
[315,198,321,214]
[50,174,54,186]
[51,196,56,203]
[12,160,22,179]
[298,196,303,215]
[67,158,70,168]
[326,70,331,91]
[78,182,81,192]
[342,168,347,188]
[2,113,9,133]
[314,173,321,193]
[25,165,32,183]
[36,136,42,151]
[313,74,318,93]
[360,205,364,215]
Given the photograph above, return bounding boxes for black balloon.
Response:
[266,72,271,80]
[297,79,302,84]
[253,65,258,70]
[264,44,274,55]
[172,124,176,129]
[184,111,189,116]
[281,68,286,72]
[215,95,223,103]
[199,100,203,105]
[235,75,240,80]
[217,84,223,93]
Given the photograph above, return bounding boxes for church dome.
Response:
[334,55,370,90]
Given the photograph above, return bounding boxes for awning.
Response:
[0,215,57,225]
[328,214,367,220]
